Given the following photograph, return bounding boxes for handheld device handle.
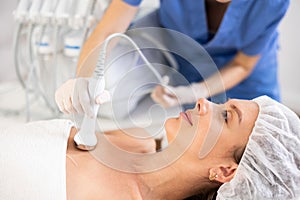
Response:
[74,77,105,150]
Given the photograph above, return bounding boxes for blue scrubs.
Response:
[123,0,290,101]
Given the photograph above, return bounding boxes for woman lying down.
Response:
[0,96,299,200]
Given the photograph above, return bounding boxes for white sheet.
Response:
[0,119,73,200]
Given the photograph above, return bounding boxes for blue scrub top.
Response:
[123,0,290,101]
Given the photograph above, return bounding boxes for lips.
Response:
[180,112,193,126]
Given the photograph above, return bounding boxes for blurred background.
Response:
[0,0,299,129]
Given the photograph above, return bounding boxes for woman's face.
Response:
[165,98,259,159]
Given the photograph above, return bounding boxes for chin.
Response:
[164,118,180,143]
[216,0,231,3]
[164,118,177,132]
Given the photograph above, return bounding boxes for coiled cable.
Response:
[95,33,164,84]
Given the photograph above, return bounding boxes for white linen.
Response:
[0,119,73,200]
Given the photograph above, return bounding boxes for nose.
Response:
[195,98,209,115]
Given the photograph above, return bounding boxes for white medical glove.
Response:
[151,80,208,108]
[55,78,110,118]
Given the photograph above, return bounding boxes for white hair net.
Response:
[217,96,300,200]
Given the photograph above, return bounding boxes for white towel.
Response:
[0,119,74,200]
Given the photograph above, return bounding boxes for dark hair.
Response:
[184,146,246,200]
[183,187,219,200]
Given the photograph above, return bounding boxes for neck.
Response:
[93,128,212,199]
[135,152,209,200]
[205,0,230,34]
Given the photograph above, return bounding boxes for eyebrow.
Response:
[230,104,242,124]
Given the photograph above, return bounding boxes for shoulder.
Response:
[265,0,290,12]
[247,0,290,13]
[241,0,290,25]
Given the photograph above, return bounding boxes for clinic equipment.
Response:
[74,33,164,150]
[217,96,300,199]
[12,0,107,121]
[11,0,160,121]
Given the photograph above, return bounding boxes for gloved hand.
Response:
[55,78,110,118]
[151,78,208,108]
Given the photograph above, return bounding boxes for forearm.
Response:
[199,51,260,97]
[76,0,139,77]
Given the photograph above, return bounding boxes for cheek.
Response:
[209,127,248,158]
[204,129,232,158]
[190,118,211,153]
[193,116,229,158]
[194,122,208,146]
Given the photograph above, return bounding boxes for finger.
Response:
[152,92,173,108]
[54,90,61,107]
[151,86,173,107]
[163,86,176,97]
[72,93,84,114]
[79,89,94,118]
[161,94,178,108]
[73,78,87,114]
[62,99,71,114]
[57,101,66,113]
[95,90,111,104]
[55,96,64,113]
[64,96,77,114]
[162,75,170,85]
[55,91,65,113]
[151,86,164,102]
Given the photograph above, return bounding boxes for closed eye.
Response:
[222,110,228,123]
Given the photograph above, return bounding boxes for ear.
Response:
[209,162,238,183]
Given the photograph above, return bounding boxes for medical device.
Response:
[13,0,31,23]
[11,0,162,122]
[12,0,107,121]
[74,33,164,150]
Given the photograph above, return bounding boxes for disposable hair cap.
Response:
[217,96,300,199]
